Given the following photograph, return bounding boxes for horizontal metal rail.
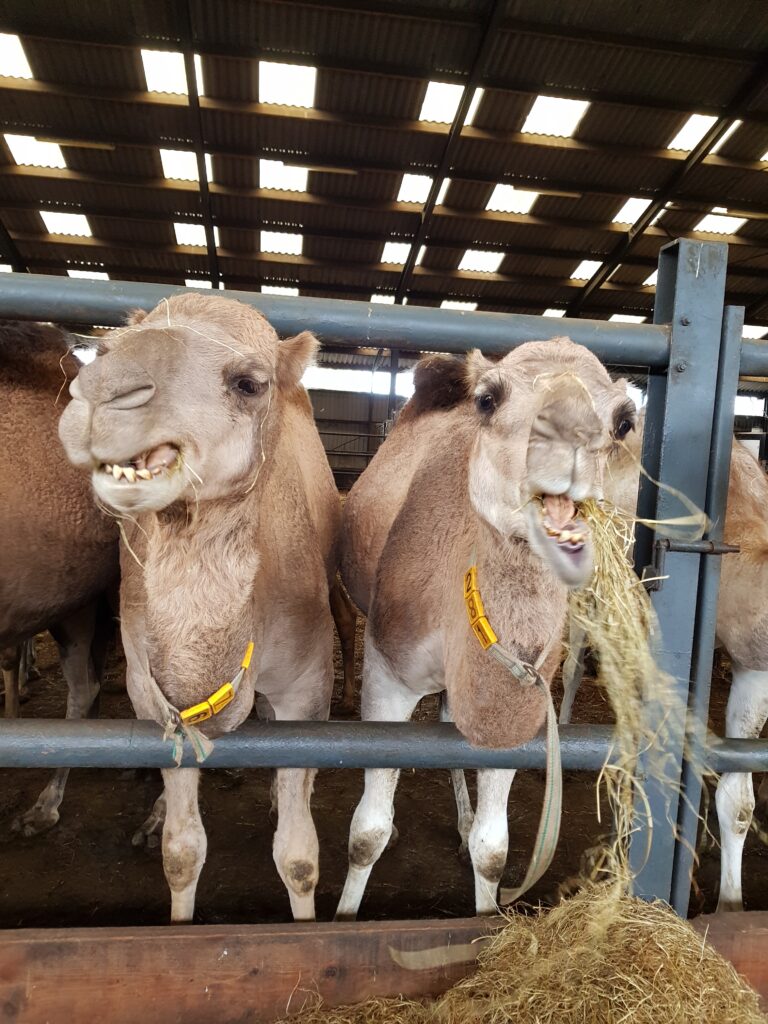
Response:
[0,720,765,773]
[0,273,671,366]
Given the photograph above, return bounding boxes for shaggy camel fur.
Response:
[336,340,637,917]
[561,414,768,911]
[0,321,118,834]
[59,293,339,922]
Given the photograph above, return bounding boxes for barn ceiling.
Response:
[1,0,768,332]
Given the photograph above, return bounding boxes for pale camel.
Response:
[0,321,118,834]
[59,293,339,922]
[336,340,636,917]
[561,412,768,911]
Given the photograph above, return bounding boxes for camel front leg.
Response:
[440,694,474,858]
[469,768,516,915]
[1,646,21,720]
[336,643,422,920]
[272,767,319,921]
[12,606,101,836]
[161,767,206,923]
[716,667,768,911]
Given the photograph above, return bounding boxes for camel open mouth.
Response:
[525,492,593,588]
[97,443,181,483]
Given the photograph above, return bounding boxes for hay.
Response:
[278,888,766,1023]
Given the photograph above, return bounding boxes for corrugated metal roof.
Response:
[0,0,767,329]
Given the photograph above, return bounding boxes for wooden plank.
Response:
[691,912,768,1004]
[0,917,493,1023]
[1,912,766,1022]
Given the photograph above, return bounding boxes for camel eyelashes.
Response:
[475,392,496,414]
[614,417,634,440]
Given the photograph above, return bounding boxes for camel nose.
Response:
[76,352,155,409]
[533,387,602,450]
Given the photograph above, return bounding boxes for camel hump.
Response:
[401,353,468,421]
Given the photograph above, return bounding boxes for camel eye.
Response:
[615,417,633,439]
[235,378,260,396]
[476,393,495,414]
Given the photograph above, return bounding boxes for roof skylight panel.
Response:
[40,211,92,236]
[397,174,432,204]
[174,223,220,247]
[258,61,317,107]
[521,96,589,137]
[643,270,658,287]
[486,184,539,215]
[160,149,213,181]
[68,269,109,280]
[185,278,212,288]
[666,114,717,152]
[259,160,308,192]
[693,207,747,234]
[141,49,195,95]
[5,134,66,168]
[612,197,652,224]
[0,264,12,272]
[0,34,33,78]
[543,308,565,317]
[458,250,504,273]
[381,242,411,265]
[418,83,483,126]
[441,300,477,310]
[570,259,602,280]
[260,231,303,255]
[261,285,300,295]
[371,294,395,303]
[609,314,646,323]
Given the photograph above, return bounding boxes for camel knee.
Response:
[469,818,508,884]
[716,772,754,839]
[162,825,206,893]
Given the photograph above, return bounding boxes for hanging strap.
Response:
[464,552,563,906]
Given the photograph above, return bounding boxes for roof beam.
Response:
[9,233,762,306]
[569,54,768,314]
[179,0,219,288]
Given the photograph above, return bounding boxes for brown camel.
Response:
[336,340,636,917]
[59,293,340,922]
[561,412,768,911]
[0,321,118,834]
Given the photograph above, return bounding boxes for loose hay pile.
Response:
[279,888,766,1023]
[281,495,764,1022]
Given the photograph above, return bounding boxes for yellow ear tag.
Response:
[463,565,499,651]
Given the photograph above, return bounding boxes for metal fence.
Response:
[2,237,767,917]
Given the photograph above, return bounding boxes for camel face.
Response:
[59,297,308,516]
[466,338,635,588]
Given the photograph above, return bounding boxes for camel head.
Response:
[59,293,318,515]
[465,336,636,588]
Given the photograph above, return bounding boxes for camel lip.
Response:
[95,443,182,483]
[532,493,587,547]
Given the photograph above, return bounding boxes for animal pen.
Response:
[2,237,768,1018]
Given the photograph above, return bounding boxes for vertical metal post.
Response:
[669,303,743,914]
[629,239,728,903]
[387,347,400,421]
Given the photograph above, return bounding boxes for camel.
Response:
[560,412,768,911]
[0,321,118,834]
[59,293,339,922]
[335,340,637,917]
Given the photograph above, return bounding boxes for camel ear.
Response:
[464,349,495,393]
[277,331,319,389]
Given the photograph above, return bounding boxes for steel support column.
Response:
[669,303,743,914]
[629,238,729,902]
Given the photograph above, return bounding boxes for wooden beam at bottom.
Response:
[0,913,766,1022]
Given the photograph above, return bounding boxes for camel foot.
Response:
[386,824,400,850]
[132,811,164,848]
[716,896,743,913]
[12,805,60,837]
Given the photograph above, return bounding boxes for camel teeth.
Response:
[559,530,572,543]
[112,464,123,480]
[105,464,113,473]
[136,469,152,480]
[124,467,137,482]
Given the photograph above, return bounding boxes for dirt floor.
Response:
[0,626,766,929]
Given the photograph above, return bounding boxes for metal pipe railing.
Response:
[0,720,764,773]
[0,273,671,366]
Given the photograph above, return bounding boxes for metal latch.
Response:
[642,539,740,592]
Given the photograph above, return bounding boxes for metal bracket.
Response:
[642,538,740,592]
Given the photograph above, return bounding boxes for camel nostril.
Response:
[107,384,156,410]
